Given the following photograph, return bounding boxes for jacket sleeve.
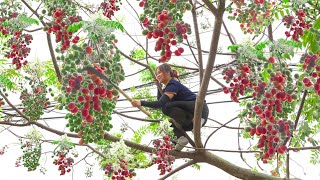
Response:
[141,94,170,109]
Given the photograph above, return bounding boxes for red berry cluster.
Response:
[152,136,175,175]
[139,0,192,62]
[46,9,80,51]
[284,9,310,41]
[65,66,114,123]
[248,119,292,163]
[6,32,32,69]
[223,64,253,102]
[223,63,297,161]
[301,55,320,94]
[100,0,121,19]
[229,0,276,34]
[0,13,32,69]
[105,160,136,180]
[53,152,73,175]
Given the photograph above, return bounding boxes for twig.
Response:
[0,91,29,120]
[204,117,238,148]
[158,160,196,180]
[113,110,161,122]
[286,152,290,179]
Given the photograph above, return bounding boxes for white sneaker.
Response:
[174,136,188,151]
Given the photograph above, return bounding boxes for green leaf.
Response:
[67,21,84,33]
[95,18,124,32]
[192,163,201,170]
[274,12,279,20]
[280,10,285,17]
[313,17,320,29]
[18,14,39,25]
[227,44,239,52]
[262,69,270,82]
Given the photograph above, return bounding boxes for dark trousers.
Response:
[161,100,209,138]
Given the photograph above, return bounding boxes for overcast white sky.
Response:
[0,1,319,180]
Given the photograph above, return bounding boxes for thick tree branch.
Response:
[201,0,218,16]
[193,2,225,148]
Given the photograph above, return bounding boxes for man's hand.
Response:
[131,100,141,107]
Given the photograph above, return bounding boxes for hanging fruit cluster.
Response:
[53,152,74,175]
[19,139,42,171]
[284,9,310,42]
[300,54,320,94]
[152,136,175,175]
[43,6,81,52]
[99,0,122,19]
[139,0,192,62]
[52,135,75,176]
[0,1,32,69]
[57,32,125,144]
[222,55,298,162]
[0,14,32,69]
[104,160,136,179]
[227,0,277,34]
[20,82,50,121]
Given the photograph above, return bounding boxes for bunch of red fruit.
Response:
[247,119,292,163]
[6,32,32,69]
[152,136,175,175]
[284,9,310,41]
[53,152,73,176]
[65,66,114,123]
[0,13,33,69]
[301,54,320,95]
[46,9,80,51]
[223,64,253,102]
[139,0,192,62]
[230,0,276,34]
[105,160,136,179]
[100,0,121,19]
[223,62,297,161]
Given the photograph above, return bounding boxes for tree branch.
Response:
[0,91,29,120]
[204,117,238,147]
[158,160,196,180]
[189,0,204,83]
[193,1,225,149]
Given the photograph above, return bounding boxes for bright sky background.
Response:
[0,1,319,180]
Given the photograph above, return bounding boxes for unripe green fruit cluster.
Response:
[58,32,125,144]
[20,82,50,121]
[19,139,42,172]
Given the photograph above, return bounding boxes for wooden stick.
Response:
[83,67,151,117]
